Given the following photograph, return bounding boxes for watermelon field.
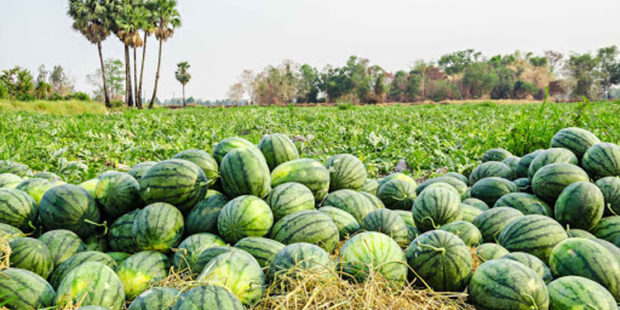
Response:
[0,101,619,309]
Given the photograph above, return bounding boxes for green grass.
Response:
[0,99,108,115]
[0,101,618,183]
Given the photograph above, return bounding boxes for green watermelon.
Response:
[95,171,141,217]
[9,237,54,278]
[258,133,300,171]
[361,178,379,195]
[582,143,620,179]
[0,268,56,309]
[84,234,108,251]
[50,251,117,289]
[499,252,553,283]
[516,149,544,178]
[212,137,256,164]
[393,210,419,242]
[412,186,461,231]
[360,191,386,209]
[108,210,139,253]
[482,148,513,162]
[173,149,219,186]
[172,285,242,310]
[33,171,63,182]
[0,223,23,240]
[531,163,590,204]
[376,179,417,211]
[321,189,376,222]
[439,220,483,246]
[593,239,620,263]
[565,228,596,239]
[56,261,125,310]
[0,173,22,188]
[0,161,32,177]
[378,173,417,188]
[502,156,520,176]
[140,159,208,212]
[270,210,339,253]
[595,176,620,216]
[547,276,616,310]
[15,178,55,205]
[469,161,514,185]
[461,197,489,211]
[172,233,226,273]
[38,229,86,267]
[591,216,620,247]
[127,161,157,180]
[513,177,531,192]
[220,147,271,198]
[468,259,549,309]
[194,246,238,273]
[406,230,472,291]
[108,252,131,265]
[475,243,509,262]
[264,182,315,220]
[185,191,228,235]
[498,215,567,262]
[133,203,184,252]
[269,242,334,281]
[234,237,285,268]
[460,204,483,223]
[78,178,99,197]
[470,177,517,206]
[39,184,101,238]
[117,251,170,299]
[0,187,37,231]
[318,206,360,239]
[555,181,604,230]
[473,207,523,243]
[493,192,552,216]
[128,287,180,310]
[325,154,367,191]
[443,172,468,184]
[416,176,468,198]
[551,127,601,159]
[217,195,274,243]
[271,158,330,202]
[528,148,579,179]
[360,209,408,246]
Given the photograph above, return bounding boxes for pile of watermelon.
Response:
[0,127,618,309]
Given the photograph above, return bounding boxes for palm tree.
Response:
[137,0,157,108]
[111,2,135,106]
[149,0,181,109]
[67,0,113,107]
[175,61,190,106]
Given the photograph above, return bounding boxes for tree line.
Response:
[0,65,90,101]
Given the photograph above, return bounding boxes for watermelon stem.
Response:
[418,243,446,254]
[84,219,108,235]
[523,293,539,310]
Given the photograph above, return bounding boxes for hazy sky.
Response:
[1,0,619,100]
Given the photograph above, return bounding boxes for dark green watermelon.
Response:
[108,210,140,253]
[0,173,23,188]
[591,216,620,247]
[108,252,131,265]
[264,182,315,221]
[482,148,513,162]
[322,189,376,222]
[0,268,56,309]
[475,243,509,262]
[360,209,408,246]
[117,251,170,299]
[498,215,567,262]
[473,207,523,243]
[516,149,543,178]
[39,184,101,238]
[55,261,125,310]
[512,177,531,192]
[172,233,226,273]
[95,171,141,217]
[318,206,360,239]
[212,137,256,164]
[271,158,330,202]
[555,181,604,230]
[173,149,219,186]
[361,178,379,195]
[133,202,184,252]
[185,191,228,235]
[493,192,552,216]
[172,285,243,310]
[258,133,299,171]
[416,176,468,198]
[270,209,339,253]
[443,172,468,184]
[15,178,55,205]
[547,276,616,310]
[582,143,620,179]
[550,127,600,159]
[9,237,54,279]
[50,250,117,289]
[0,187,37,231]
[325,154,367,191]
[217,195,274,243]
[220,147,271,198]
[499,252,553,283]
[38,229,86,267]
[376,178,417,210]
[595,176,620,216]
[470,177,517,206]
[461,198,489,211]
[340,232,407,284]
[469,161,514,185]
[528,148,579,179]
[234,236,285,268]
[439,220,483,246]
[128,287,180,310]
[127,161,157,181]
[531,163,589,204]
[412,186,461,232]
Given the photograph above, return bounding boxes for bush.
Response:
[110,100,124,108]
[70,92,90,101]
[0,82,7,99]
[15,93,35,101]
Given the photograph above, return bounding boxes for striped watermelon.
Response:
[596,176,620,216]
[271,158,330,202]
[95,171,141,217]
[39,184,101,238]
[360,191,386,209]
[173,285,243,310]
[32,171,63,182]
[555,181,604,230]
[50,251,117,289]
[443,172,468,184]
[128,287,180,310]
[502,156,520,176]
[194,246,237,273]
[56,261,125,310]
[38,229,86,267]
[461,197,489,211]
[117,251,170,299]
[0,187,37,231]
[439,220,482,246]
[127,161,157,180]
[270,210,339,253]
[0,268,56,309]
[269,242,334,281]
[528,148,579,179]
[318,206,360,239]
[470,177,517,206]
[393,210,419,242]
[264,182,315,220]
[258,133,300,171]
[217,195,274,243]
[0,173,22,188]
[420,182,460,195]
[340,232,407,284]
[460,204,483,223]
[185,191,228,235]
[516,150,544,178]
[84,234,107,251]
[499,252,553,283]
[108,210,139,253]
[0,223,23,240]
[376,179,417,210]
[234,237,285,268]
[0,161,32,177]
[582,143,620,179]
[108,252,131,265]
[360,209,408,246]
[548,276,616,310]
[133,203,184,252]
[473,207,523,243]
[16,178,55,205]
[551,127,601,159]
[549,238,620,300]
[475,243,509,262]
[532,163,591,204]
[325,154,367,191]
[378,173,417,188]
[594,239,620,262]
[220,147,271,198]
[172,233,226,273]
[493,192,552,216]
[197,249,265,305]
[416,176,468,198]
[513,177,531,192]
[361,178,379,195]
[140,159,208,212]
[412,186,461,232]
[565,228,596,239]
[212,137,256,164]
[9,237,54,278]
[79,178,99,197]
[173,149,219,186]
[591,216,620,247]
[468,161,514,185]
[322,189,376,222]
[482,148,513,162]
[498,215,567,262]
[468,259,549,309]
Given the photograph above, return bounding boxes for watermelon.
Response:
[220,147,271,198]
[555,181,604,230]
[591,216,620,247]
[443,172,468,184]
[549,238,620,300]
[0,161,32,177]
[9,237,54,278]
[0,223,23,240]
[173,149,219,185]
[475,243,509,261]
[172,285,243,310]
[482,148,513,162]
[117,251,170,299]
[217,195,273,243]
[197,249,265,305]
[172,233,226,273]
[85,234,108,251]
[271,158,330,202]
[376,179,417,211]
[498,215,567,262]
[58,161,88,183]
[0,173,22,188]
[128,287,180,310]
[473,207,523,242]
[360,209,408,246]
[39,184,101,238]
[502,156,520,176]
[318,206,360,239]
[512,177,531,192]
[321,189,376,222]
[258,133,299,171]
[269,242,334,280]
[460,204,483,223]
[34,171,63,182]
[38,229,86,267]
[140,159,208,212]
[56,261,125,310]
[360,191,386,209]
[264,182,315,220]
[95,171,141,217]
[0,268,56,309]
[79,178,99,197]
[15,178,55,205]
[133,202,184,252]
[499,252,553,283]
[516,150,544,178]
[50,251,117,289]
[270,210,339,253]
[596,176,620,216]
[394,210,420,242]
[528,148,579,179]
[378,173,417,188]
[547,276,616,310]
[531,163,590,204]
[461,197,489,211]
[493,192,552,216]
[406,230,472,291]
[108,252,131,265]
[582,143,620,179]
[361,178,379,195]
[439,220,482,246]
[468,259,549,309]
[194,246,238,273]
[468,161,514,185]
[416,176,468,198]
[412,186,461,232]
[212,137,256,164]
[565,229,596,239]
[0,187,37,231]
[325,154,367,191]
[234,237,285,268]
[594,239,620,263]
[551,127,601,159]
[127,161,157,180]
[470,177,517,206]
[108,210,139,253]
[185,191,228,235]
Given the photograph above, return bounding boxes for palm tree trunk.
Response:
[149,38,163,109]
[138,33,148,109]
[182,84,186,107]
[124,44,134,107]
[133,46,140,108]
[97,42,111,108]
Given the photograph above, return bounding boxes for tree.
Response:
[50,65,73,95]
[239,70,257,105]
[175,61,191,106]
[149,0,181,109]
[296,64,321,103]
[596,45,619,99]
[438,49,479,99]
[67,0,113,107]
[566,53,598,99]
[388,70,408,102]
[112,1,144,107]
[87,58,125,101]
[544,50,564,75]
[227,82,244,105]
[138,0,157,108]
[1,67,35,100]
[462,63,498,98]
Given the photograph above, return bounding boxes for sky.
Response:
[1,0,619,101]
